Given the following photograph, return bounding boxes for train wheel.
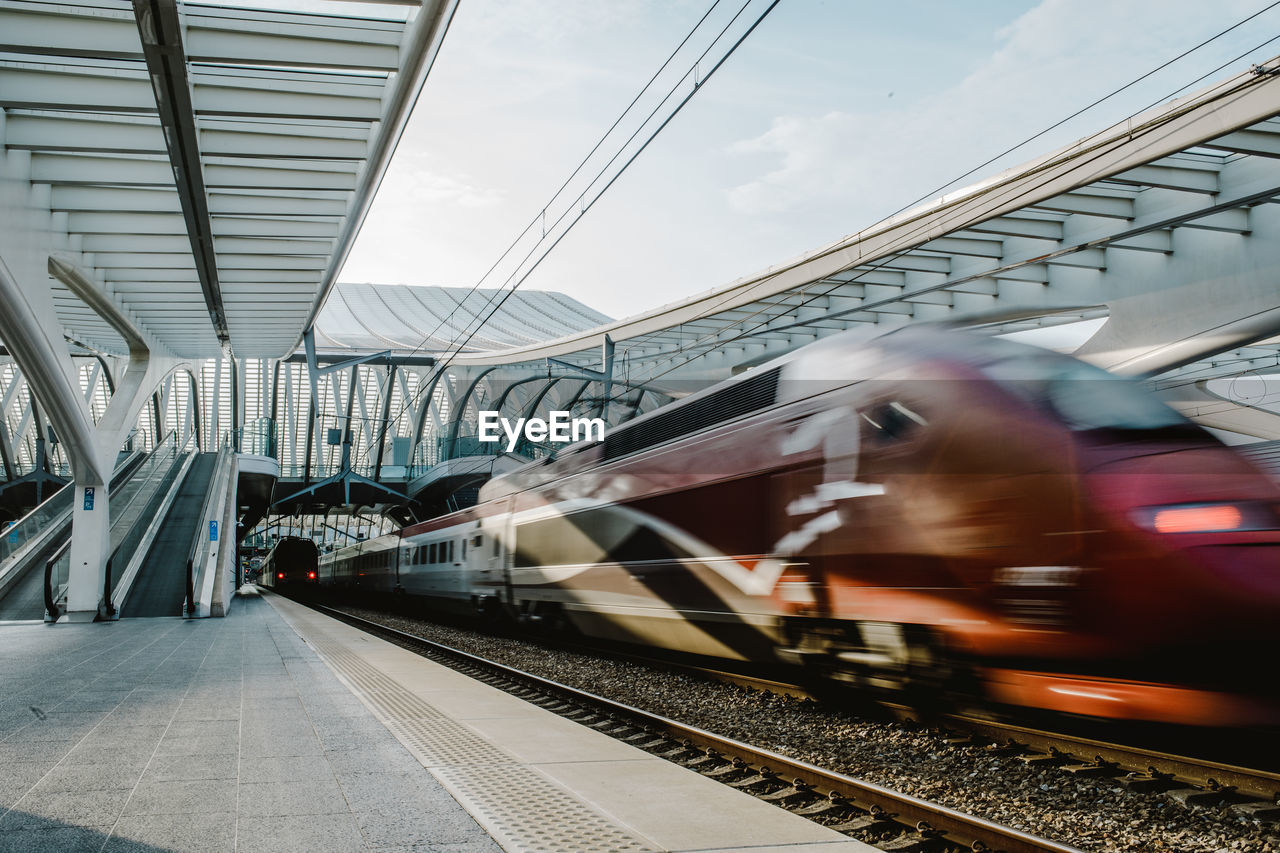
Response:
[900,627,978,718]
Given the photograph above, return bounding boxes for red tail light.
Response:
[308,571,316,579]
[1153,505,1243,534]
[277,572,285,579]
[1131,502,1272,534]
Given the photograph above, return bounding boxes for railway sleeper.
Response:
[879,831,949,853]
[758,783,820,809]
[828,806,900,835]
[1230,800,1280,822]
[1167,786,1251,809]
[1121,771,1182,793]
[1061,759,1122,778]
[1021,748,1071,767]
[702,758,749,779]
[793,793,854,818]
[726,771,781,791]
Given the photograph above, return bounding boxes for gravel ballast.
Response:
[329,603,1278,853]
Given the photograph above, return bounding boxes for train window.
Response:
[428,543,437,563]
[983,355,1188,432]
[864,401,922,442]
[472,534,483,548]
[448,541,455,562]
[461,540,467,559]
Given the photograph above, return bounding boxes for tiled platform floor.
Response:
[0,590,499,852]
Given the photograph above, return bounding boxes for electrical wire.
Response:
[351,0,784,469]
[603,26,1280,396]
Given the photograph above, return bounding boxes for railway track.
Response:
[305,599,1086,853]
[587,642,1280,825]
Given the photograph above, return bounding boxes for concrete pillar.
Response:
[65,484,110,621]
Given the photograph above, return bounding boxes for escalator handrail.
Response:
[43,538,72,621]
[185,441,232,617]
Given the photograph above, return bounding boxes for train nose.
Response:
[1086,446,1280,608]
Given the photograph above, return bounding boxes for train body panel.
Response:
[259,536,319,588]
[307,326,1280,725]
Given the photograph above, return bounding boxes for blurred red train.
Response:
[314,326,1280,726]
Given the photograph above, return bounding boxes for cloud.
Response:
[408,170,504,209]
[723,0,1271,221]
[725,111,865,215]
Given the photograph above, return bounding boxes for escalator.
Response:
[0,448,149,621]
[121,453,218,617]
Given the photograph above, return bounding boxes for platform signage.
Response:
[209,520,218,541]
[83,487,95,511]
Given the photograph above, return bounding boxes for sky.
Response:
[341,0,1280,322]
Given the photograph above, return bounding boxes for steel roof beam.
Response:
[0,61,154,112]
[1104,163,1221,194]
[1029,191,1135,219]
[191,75,385,122]
[184,9,402,72]
[133,0,227,345]
[1201,128,1280,158]
[964,216,1064,241]
[3,112,166,154]
[0,1,140,61]
[4,111,370,160]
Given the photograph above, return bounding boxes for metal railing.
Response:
[0,481,73,567]
[231,417,276,458]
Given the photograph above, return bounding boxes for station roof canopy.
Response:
[0,0,457,360]
[313,282,612,353]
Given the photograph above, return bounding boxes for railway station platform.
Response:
[0,588,872,852]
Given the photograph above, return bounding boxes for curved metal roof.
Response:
[312,282,613,353]
[0,0,458,360]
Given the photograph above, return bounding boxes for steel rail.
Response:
[589,641,1280,806]
[304,600,1085,853]
[568,641,1280,808]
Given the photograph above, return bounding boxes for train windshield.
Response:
[983,354,1188,431]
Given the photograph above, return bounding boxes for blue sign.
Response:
[209,520,218,542]
[83,487,95,511]
[5,522,16,545]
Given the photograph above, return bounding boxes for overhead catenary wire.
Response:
[351,0,784,470]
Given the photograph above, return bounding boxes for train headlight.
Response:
[1130,502,1274,534]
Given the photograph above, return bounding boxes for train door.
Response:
[469,503,510,607]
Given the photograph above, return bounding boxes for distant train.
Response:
[310,326,1280,727]
[258,536,319,588]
